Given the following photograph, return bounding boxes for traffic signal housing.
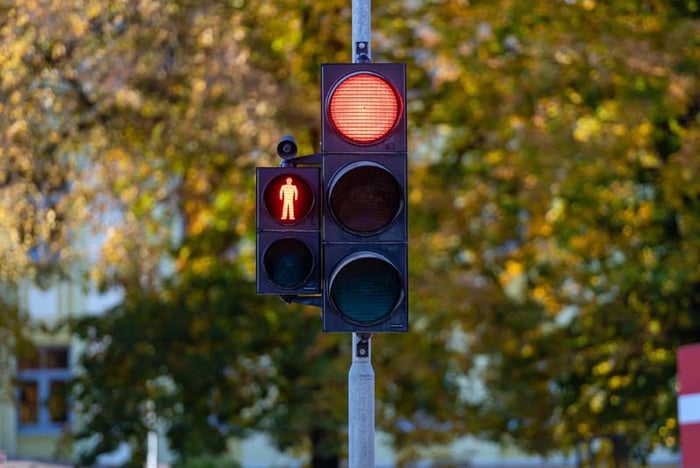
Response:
[256,167,321,295]
[321,62,408,333]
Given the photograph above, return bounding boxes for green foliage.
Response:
[71,265,272,464]
[395,0,700,459]
[0,283,30,373]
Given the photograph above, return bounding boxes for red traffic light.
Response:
[321,63,406,153]
[327,72,403,145]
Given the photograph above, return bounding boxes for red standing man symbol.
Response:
[279,177,298,221]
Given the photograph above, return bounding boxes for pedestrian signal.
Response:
[256,167,321,295]
[262,174,313,224]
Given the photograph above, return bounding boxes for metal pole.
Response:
[349,3,374,466]
[352,0,371,62]
[146,430,158,468]
[348,333,374,467]
[145,400,158,468]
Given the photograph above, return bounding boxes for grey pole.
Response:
[352,0,371,62]
[349,3,375,466]
[348,333,374,467]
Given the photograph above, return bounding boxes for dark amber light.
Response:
[329,163,402,235]
[328,73,402,144]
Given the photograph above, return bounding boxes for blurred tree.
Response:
[0,2,76,284]
[389,0,700,461]
[71,266,275,466]
[0,285,30,385]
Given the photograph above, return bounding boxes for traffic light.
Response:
[256,166,321,295]
[321,62,408,333]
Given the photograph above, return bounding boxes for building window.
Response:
[16,345,71,432]
[19,382,39,424]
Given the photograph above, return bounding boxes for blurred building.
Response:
[0,278,122,463]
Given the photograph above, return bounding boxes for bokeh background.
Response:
[1,0,698,466]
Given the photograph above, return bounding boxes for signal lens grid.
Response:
[328,73,402,144]
[263,238,314,289]
[329,164,402,235]
[330,256,402,324]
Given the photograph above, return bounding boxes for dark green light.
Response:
[330,256,401,324]
[264,238,313,289]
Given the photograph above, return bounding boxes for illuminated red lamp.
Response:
[263,174,313,225]
[321,63,407,153]
[257,167,318,232]
[328,73,403,145]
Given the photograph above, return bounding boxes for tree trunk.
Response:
[311,453,340,468]
[310,428,341,468]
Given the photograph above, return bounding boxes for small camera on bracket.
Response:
[276,135,298,160]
